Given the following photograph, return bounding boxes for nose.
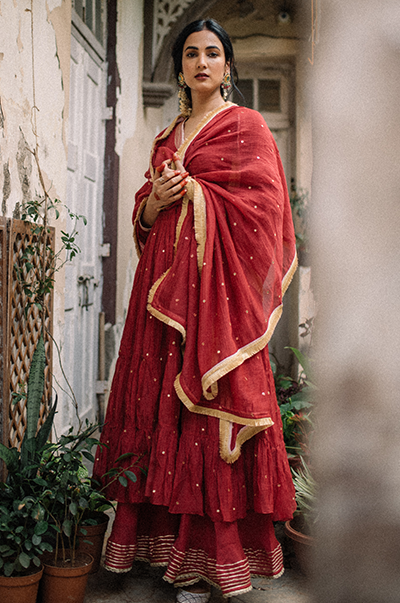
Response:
[196,52,207,69]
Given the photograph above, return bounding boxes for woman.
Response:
[94,18,297,602]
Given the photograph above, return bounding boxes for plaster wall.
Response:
[0,0,71,408]
[114,0,169,334]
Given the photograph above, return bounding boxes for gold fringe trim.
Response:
[103,564,132,574]
[219,421,271,464]
[173,196,189,255]
[147,270,187,343]
[133,196,150,259]
[192,180,207,274]
[201,251,298,401]
[174,373,274,428]
[282,253,298,296]
[164,573,221,592]
[201,303,283,401]
[147,197,189,342]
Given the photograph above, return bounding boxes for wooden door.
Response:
[60,15,107,431]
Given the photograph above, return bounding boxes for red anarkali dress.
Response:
[93,103,298,597]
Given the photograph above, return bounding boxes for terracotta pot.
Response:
[0,566,43,603]
[38,551,94,603]
[284,516,313,574]
[77,514,109,573]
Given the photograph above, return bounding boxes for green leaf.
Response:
[26,335,46,441]
[118,476,128,488]
[32,534,42,546]
[82,451,94,462]
[285,346,313,382]
[69,502,78,516]
[34,520,48,536]
[114,452,135,462]
[124,470,137,483]
[4,561,15,576]
[0,544,10,553]
[35,394,58,451]
[0,443,19,472]
[33,477,48,487]
[62,519,72,537]
[19,552,31,569]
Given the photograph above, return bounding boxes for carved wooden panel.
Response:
[1,218,54,457]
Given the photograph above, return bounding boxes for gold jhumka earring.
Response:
[178,72,192,117]
[221,72,231,101]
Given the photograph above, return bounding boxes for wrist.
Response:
[141,194,158,227]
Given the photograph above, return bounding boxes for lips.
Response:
[195,74,209,79]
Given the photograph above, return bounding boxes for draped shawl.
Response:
[133,103,297,462]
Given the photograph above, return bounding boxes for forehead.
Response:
[183,29,224,52]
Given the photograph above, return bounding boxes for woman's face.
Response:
[181,29,228,98]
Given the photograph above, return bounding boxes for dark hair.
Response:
[171,19,240,105]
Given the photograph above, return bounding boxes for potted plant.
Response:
[280,342,317,574]
[0,336,56,602]
[284,458,317,574]
[36,423,109,603]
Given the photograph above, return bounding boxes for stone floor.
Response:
[85,563,310,603]
[84,522,311,603]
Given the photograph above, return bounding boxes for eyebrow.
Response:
[184,45,221,51]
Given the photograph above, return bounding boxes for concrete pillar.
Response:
[310,2,400,601]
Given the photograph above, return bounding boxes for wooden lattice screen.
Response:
[0,217,54,459]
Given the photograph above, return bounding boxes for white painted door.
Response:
[60,27,106,432]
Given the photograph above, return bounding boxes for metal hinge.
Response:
[99,243,111,257]
[102,106,113,121]
[96,380,109,394]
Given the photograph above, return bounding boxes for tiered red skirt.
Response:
[94,205,296,597]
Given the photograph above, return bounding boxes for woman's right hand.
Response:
[141,161,189,227]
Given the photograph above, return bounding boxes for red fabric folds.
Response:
[93,104,297,595]
[143,105,297,424]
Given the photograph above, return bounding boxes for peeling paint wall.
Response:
[0,1,69,216]
[0,0,71,419]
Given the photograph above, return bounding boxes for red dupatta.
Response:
[134,103,297,462]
